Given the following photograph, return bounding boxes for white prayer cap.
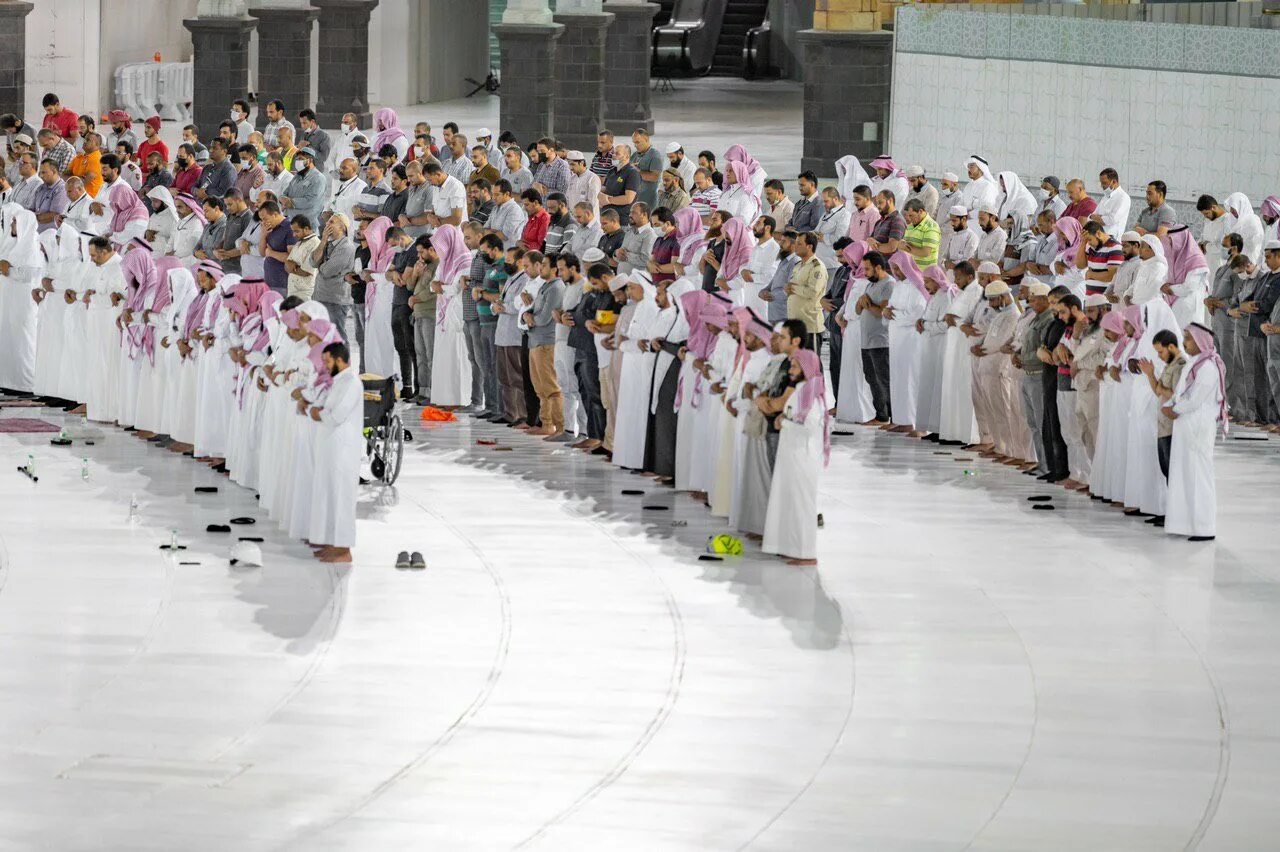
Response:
[942,171,959,183]
[978,202,998,215]
[948,205,968,218]
[230,541,263,567]
[977,261,1002,276]
[1265,239,1280,251]
[904,164,925,178]
[1121,230,1143,243]
[476,127,493,139]
[1024,281,1051,297]
[566,150,587,162]
[984,280,1010,297]
[1084,293,1109,308]
[665,141,683,154]
[581,247,606,262]
[609,272,632,290]
[13,133,33,146]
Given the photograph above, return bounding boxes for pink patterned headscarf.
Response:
[1261,196,1280,219]
[1055,216,1082,262]
[719,216,754,282]
[364,216,397,273]
[1162,225,1208,286]
[723,144,760,182]
[110,185,150,234]
[431,224,471,284]
[791,348,831,464]
[1122,304,1146,360]
[372,107,407,153]
[1185,322,1229,434]
[869,155,903,178]
[726,160,759,201]
[674,206,702,241]
[840,240,868,299]
[1101,309,1129,360]
[889,250,929,300]
[924,263,956,296]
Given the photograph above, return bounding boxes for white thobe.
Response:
[84,256,126,422]
[914,289,953,434]
[938,282,983,443]
[363,271,397,378]
[1200,212,1235,277]
[612,299,660,470]
[836,278,875,423]
[718,185,760,229]
[887,283,928,426]
[762,387,824,560]
[430,270,472,406]
[309,366,364,548]
[742,238,779,317]
[959,177,996,224]
[1165,364,1221,538]
[941,227,979,267]
[872,175,909,211]
[815,205,851,271]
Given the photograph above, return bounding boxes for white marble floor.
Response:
[2,400,1279,851]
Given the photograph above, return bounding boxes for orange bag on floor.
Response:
[419,406,457,423]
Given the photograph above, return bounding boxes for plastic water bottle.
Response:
[963,469,975,477]
[128,494,139,523]
[26,454,34,476]
[81,458,89,480]
[169,529,179,550]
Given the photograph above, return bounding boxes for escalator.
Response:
[650,0,773,79]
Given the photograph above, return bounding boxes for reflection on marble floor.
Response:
[2,401,1279,851]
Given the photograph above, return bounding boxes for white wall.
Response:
[369,0,420,107]
[23,0,196,120]
[24,0,101,120]
[889,51,1280,208]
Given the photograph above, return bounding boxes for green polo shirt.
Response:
[904,214,941,268]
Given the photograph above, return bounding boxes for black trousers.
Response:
[861,347,891,422]
[520,336,540,427]
[574,348,606,440]
[1041,370,1068,477]
[1158,435,1172,479]
[825,322,843,403]
[391,304,416,395]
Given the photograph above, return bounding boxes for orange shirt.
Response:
[69,150,103,197]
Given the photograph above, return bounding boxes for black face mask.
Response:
[504,262,517,275]
[176,158,188,168]
[330,363,342,377]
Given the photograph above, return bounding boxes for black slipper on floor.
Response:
[933,451,950,456]
[207,524,231,533]
[698,554,723,561]
[1027,495,1052,502]
[49,437,72,446]
[1232,435,1268,441]
[1032,504,1055,511]
[1189,536,1215,542]
[395,551,410,569]
[230,517,256,525]
[621,489,645,496]
[476,439,497,446]
[409,551,426,570]
[671,520,688,527]
[831,430,854,436]
[159,544,187,551]
[492,446,513,452]
[642,505,669,511]
[238,536,264,542]
[194,486,218,493]
[178,560,200,565]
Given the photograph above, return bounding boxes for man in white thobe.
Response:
[1091,168,1132,238]
[308,342,363,562]
[959,156,997,226]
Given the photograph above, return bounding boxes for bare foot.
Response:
[1061,479,1081,489]
[908,430,928,438]
[888,424,912,433]
[858,419,887,427]
[319,547,353,563]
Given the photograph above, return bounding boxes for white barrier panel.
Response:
[113,61,193,123]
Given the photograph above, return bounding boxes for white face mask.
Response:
[341,122,353,133]
[414,146,425,157]
[240,160,250,171]
[294,160,307,173]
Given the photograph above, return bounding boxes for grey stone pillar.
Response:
[494,22,565,147]
[552,11,614,151]
[250,5,319,130]
[184,14,258,139]
[314,0,378,128]
[797,28,892,175]
[0,1,33,118]
[602,2,658,133]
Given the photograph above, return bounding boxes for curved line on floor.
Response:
[211,562,349,761]
[513,513,687,848]
[289,488,513,848]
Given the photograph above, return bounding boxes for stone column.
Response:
[250,3,319,130]
[602,1,658,134]
[552,6,614,151]
[0,1,34,118]
[494,1,564,147]
[798,0,891,175]
[184,5,258,139]
[313,0,378,128]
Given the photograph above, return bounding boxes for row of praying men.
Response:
[0,212,363,563]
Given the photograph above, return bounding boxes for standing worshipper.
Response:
[885,251,930,433]
[372,108,409,161]
[959,156,997,224]
[996,171,1037,224]
[1161,225,1210,327]
[724,144,766,198]
[307,341,362,563]
[612,273,661,469]
[1163,324,1226,541]
[914,264,955,437]
[814,187,851,272]
[855,251,894,424]
[429,224,475,408]
[0,205,43,393]
[1091,168,1132,239]
[834,242,875,424]
[107,184,151,248]
[1071,293,1111,471]
[1015,281,1055,475]
[971,280,1025,462]
[904,166,939,220]
[786,232,827,352]
[868,155,908,210]
[940,206,978,269]
[762,348,829,566]
[718,161,761,227]
[646,278,698,479]
[361,217,400,379]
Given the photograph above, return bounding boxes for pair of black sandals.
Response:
[395,551,426,570]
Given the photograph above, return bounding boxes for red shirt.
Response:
[1061,197,1098,223]
[42,108,79,140]
[521,208,550,251]
[172,165,203,197]
[137,138,170,176]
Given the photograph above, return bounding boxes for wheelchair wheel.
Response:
[381,414,404,484]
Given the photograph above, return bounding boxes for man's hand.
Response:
[759,289,774,303]
[970,344,986,357]
[915,318,926,334]
[1138,357,1155,377]
[1242,301,1260,314]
